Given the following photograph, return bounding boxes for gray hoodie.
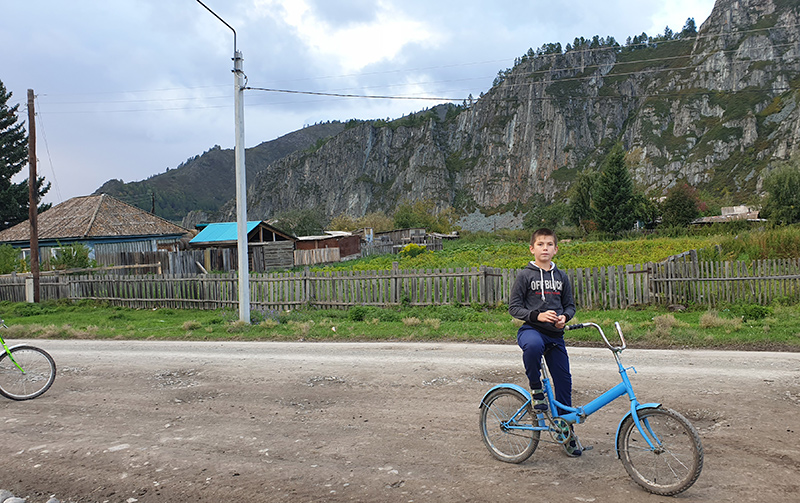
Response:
[509,261,575,337]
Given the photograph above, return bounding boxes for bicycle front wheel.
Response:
[479,388,540,463]
[618,407,703,496]
[0,346,57,400]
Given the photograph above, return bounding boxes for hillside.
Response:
[93,121,345,223]
[95,0,800,226]
[231,0,799,222]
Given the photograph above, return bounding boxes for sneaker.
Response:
[563,426,582,457]
[530,388,548,411]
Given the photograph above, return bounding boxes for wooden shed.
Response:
[294,231,361,265]
[189,221,296,272]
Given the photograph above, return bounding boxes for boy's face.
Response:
[529,234,558,264]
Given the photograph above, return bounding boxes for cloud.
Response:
[253,0,441,72]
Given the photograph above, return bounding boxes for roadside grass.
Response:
[1,300,799,350]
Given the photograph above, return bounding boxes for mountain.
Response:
[93,121,345,224]
[226,0,799,223]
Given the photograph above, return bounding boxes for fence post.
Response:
[479,265,487,305]
[303,266,311,307]
[391,262,399,305]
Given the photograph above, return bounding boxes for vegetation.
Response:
[48,243,95,270]
[591,145,637,234]
[661,182,702,228]
[0,243,24,274]
[760,157,800,225]
[0,79,50,230]
[1,299,797,350]
[393,199,457,233]
[311,234,721,272]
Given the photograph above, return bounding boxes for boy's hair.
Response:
[530,228,557,246]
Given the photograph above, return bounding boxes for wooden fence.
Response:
[3,257,800,311]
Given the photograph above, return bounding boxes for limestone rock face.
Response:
[238,0,800,222]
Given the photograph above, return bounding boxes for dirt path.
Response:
[1,340,798,502]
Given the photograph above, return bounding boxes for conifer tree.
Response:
[0,79,50,230]
[592,144,636,234]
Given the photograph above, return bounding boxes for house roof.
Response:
[189,220,295,244]
[0,194,189,244]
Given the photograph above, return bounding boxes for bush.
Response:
[731,304,773,322]
[348,306,369,322]
[399,243,429,259]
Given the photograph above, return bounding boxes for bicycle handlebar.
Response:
[565,321,627,352]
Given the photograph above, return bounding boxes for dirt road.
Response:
[1,340,798,502]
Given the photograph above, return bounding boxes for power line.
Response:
[32,96,63,204]
[31,22,800,112]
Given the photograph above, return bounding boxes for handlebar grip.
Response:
[565,323,585,331]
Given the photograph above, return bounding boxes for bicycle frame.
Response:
[480,322,663,454]
[0,320,26,373]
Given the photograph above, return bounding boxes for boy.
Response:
[508,228,580,456]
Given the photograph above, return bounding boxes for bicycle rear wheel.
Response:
[479,388,539,463]
[0,346,57,400]
[618,407,703,495]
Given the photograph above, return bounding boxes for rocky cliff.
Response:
[234,0,800,223]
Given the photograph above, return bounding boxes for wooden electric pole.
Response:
[27,89,40,302]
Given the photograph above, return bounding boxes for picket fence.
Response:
[3,256,800,311]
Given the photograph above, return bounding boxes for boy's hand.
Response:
[537,311,567,329]
[537,310,559,324]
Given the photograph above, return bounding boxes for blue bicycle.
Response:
[479,322,703,496]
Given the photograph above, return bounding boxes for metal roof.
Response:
[189,221,261,244]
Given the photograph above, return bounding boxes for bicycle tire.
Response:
[618,407,703,495]
[479,388,540,463]
[0,345,57,400]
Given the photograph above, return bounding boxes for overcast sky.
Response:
[2,0,716,206]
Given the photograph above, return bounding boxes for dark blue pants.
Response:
[517,325,573,410]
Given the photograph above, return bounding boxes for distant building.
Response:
[295,231,361,265]
[692,206,764,225]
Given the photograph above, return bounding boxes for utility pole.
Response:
[27,89,40,303]
[197,0,250,323]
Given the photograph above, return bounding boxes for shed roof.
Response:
[190,221,261,244]
[189,220,295,244]
[0,194,189,244]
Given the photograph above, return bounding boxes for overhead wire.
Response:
[32,96,63,203]
[32,21,800,112]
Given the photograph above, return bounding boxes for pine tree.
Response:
[592,144,636,234]
[0,80,50,230]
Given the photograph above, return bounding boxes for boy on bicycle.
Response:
[509,228,581,456]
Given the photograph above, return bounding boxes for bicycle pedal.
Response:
[582,445,594,451]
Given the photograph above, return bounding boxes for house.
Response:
[189,221,296,271]
[691,206,765,225]
[294,231,361,265]
[0,194,190,267]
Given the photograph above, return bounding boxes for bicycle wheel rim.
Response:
[480,389,539,463]
[0,346,57,400]
[619,408,703,495]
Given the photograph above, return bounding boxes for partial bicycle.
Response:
[0,318,57,400]
[479,322,703,496]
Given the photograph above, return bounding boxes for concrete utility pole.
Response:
[27,89,40,303]
[197,0,250,323]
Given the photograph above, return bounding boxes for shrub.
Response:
[348,306,368,322]
[399,243,429,259]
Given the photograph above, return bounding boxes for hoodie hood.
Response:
[527,261,556,301]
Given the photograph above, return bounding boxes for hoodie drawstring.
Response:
[534,263,556,301]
